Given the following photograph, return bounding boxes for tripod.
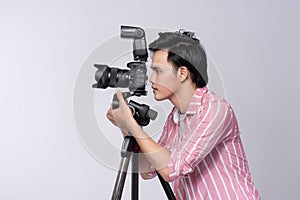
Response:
[111,135,176,200]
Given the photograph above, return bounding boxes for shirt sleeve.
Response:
[168,99,233,182]
[143,108,175,180]
[143,166,157,179]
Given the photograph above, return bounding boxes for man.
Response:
[107,30,260,199]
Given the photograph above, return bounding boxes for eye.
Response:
[151,67,161,74]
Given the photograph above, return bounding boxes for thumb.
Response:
[116,90,126,106]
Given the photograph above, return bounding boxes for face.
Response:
[149,50,181,101]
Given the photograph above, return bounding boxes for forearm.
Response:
[128,120,171,182]
[139,153,154,180]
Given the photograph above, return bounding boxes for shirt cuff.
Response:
[168,158,194,182]
[168,162,177,182]
[146,170,157,179]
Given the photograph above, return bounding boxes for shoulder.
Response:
[195,88,233,116]
[192,88,229,107]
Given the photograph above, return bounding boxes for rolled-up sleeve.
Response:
[168,99,232,182]
[143,111,174,180]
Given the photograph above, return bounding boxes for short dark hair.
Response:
[149,31,208,88]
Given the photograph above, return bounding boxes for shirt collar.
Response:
[186,87,208,114]
[172,87,208,123]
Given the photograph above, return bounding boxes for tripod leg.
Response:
[131,152,139,200]
[111,156,131,200]
[156,171,176,200]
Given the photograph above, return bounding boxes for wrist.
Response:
[127,118,139,133]
[127,119,147,139]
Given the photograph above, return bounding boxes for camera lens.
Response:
[93,64,130,89]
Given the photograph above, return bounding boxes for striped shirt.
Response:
[149,87,260,200]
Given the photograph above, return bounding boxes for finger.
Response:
[106,105,117,124]
[107,113,117,126]
[106,110,112,120]
[116,90,126,106]
[107,104,113,113]
[106,106,112,117]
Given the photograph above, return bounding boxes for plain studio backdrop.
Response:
[1,1,299,199]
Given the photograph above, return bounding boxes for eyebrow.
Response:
[150,65,162,70]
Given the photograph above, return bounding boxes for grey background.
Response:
[1,0,299,199]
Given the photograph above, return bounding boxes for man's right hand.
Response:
[106,105,129,137]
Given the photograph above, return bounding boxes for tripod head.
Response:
[112,92,157,127]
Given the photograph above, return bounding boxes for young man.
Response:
[107,30,260,199]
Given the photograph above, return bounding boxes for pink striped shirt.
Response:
[149,87,260,200]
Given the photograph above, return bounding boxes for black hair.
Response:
[148,31,208,88]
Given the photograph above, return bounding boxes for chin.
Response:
[153,94,167,101]
[154,97,164,101]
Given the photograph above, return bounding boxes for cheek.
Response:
[156,77,180,95]
[154,85,174,100]
[156,71,178,86]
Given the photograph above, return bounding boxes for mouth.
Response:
[152,86,158,93]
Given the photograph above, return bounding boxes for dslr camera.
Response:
[92,25,148,97]
[92,25,156,126]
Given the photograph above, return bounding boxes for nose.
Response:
[148,71,155,84]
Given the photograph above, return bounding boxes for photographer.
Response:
[107,31,260,199]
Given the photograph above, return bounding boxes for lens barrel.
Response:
[93,64,130,89]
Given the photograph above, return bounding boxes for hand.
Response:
[106,105,128,136]
[106,90,136,133]
[106,105,117,127]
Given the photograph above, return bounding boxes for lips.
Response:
[152,86,158,90]
[152,86,158,93]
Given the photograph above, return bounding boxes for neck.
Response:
[169,82,197,114]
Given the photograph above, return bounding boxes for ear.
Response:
[177,66,189,82]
